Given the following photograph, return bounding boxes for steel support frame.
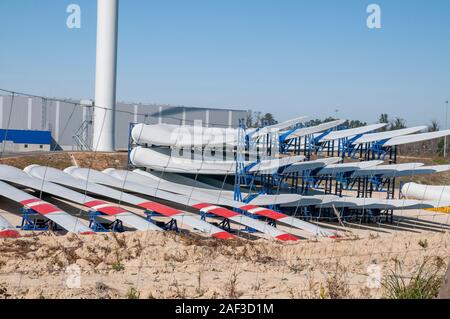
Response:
[19,208,55,231]
[89,211,124,233]
[145,210,178,232]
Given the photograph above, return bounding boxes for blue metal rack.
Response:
[145,210,179,232]
[18,208,53,231]
[273,121,401,224]
[200,211,233,232]
[234,119,248,202]
[89,211,124,233]
[232,119,284,232]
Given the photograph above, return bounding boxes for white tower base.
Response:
[93,0,119,152]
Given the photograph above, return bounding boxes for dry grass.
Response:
[169,279,187,299]
[126,287,140,299]
[418,239,429,249]
[0,283,11,299]
[225,271,242,299]
[324,262,351,299]
[196,270,205,297]
[382,257,446,299]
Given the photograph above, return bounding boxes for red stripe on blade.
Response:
[192,203,211,210]
[84,201,127,216]
[275,234,299,242]
[207,207,239,219]
[241,206,286,220]
[138,202,181,217]
[0,230,21,238]
[98,206,127,216]
[193,203,240,219]
[240,205,259,211]
[20,199,60,215]
[20,199,41,206]
[31,204,60,215]
[84,200,107,208]
[254,210,286,220]
[212,231,235,240]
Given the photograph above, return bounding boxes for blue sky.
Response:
[0,0,449,126]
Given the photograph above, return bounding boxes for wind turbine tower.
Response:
[93,0,119,152]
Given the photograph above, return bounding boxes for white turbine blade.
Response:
[25,165,234,239]
[285,120,345,140]
[105,168,332,238]
[384,130,450,147]
[320,123,388,142]
[0,165,162,232]
[352,126,427,144]
[0,180,92,234]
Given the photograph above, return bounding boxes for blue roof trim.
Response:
[0,129,52,144]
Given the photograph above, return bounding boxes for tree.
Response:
[253,112,262,128]
[304,117,339,127]
[437,139,446,156]
[379,113,389,124]
[343,120,367,129]
[390,117,406,130]
[428,120,440,132]
[379,114,389,131]
[259,113,278,127]
[305,119,323,127]
[245,111,254,128]
[428,120,443,155]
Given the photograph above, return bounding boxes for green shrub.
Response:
[382,258,444,299]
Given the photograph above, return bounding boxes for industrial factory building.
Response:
[0,95,248,152]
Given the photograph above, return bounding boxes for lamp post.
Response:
[445,100,449,158]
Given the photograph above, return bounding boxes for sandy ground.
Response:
[0,208,449,299]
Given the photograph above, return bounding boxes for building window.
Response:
[40,145,43,149]
[24,144,28,148]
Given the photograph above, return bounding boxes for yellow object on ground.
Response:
[426,207,450,214]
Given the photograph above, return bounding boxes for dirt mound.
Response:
[0,152,128,171]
